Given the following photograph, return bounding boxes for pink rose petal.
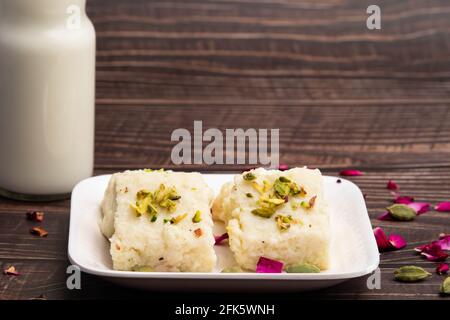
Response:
[387,180,399,191]
[278,164,289,171]
[388,234,407,250]
[256,257,284,273]
[339,169,364,177]
[214,233,229,245]
[377,211,392,221]
[407,202,430,215]
[437,235,450,251]
[436,263,449,275]
[374,227,391,252]
[420,242,448,262]
[435,202,450,212]
[394,196,414,204]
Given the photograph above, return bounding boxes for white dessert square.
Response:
[101,170,216,272]
[212,167,330,271]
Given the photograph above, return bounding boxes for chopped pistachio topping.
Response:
[246,193,254,198]
[251,181,264,195]
[150,214,157,223]
[131,184,181,218]
[251,207,275,218]
[192,210,202,223]
[274,179,291,198]
[243,172,256,181]
[301,196,317,210]
[170,213,188,225]
[260,196,285,207]
[263,180,271,193]
[275,214,293,231]
[279,176,291,183]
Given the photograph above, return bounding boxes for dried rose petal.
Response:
[30,227,48,237]
[374,227,391,251]
[387,180,399,191]
[26,211,44,222]
[3,266,20,276]
[388,234,407,250]
[278,164,289,171]
[256,257,283,273]
[394,196,414,204]
[214,232,229,245]
[420,243,448,262]
[437,235,450,251]
[437,263,449,275]
[435,202,450,212]
[407,202,430,215]
[339,169,364,177]
[377,211,392,221]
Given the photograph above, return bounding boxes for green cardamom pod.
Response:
[387,204,416,221]
[441,277,450,295]
[394,266,431,282]
[285,263,321,273]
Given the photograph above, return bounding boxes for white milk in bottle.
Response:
[0,0,96,200]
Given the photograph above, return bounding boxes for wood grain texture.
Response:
[1,0,450,300]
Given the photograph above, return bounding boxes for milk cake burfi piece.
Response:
[212,167,330,271]
[101,170,216,272]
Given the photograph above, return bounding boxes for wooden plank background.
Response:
[1,0,449,300]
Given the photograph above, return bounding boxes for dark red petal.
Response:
[394,196,414,204]
[435,202,450,212]
[339,169,364,177]
[436,263,449,275]
[414,244,428,253]
[278,164,289,171]
[256,257,284,273]
[374,227,390,252]
[407,202,430,215]
[388,234,407,250]
[377,211,392,221]
[387,180,399,191]
[214,232,229,245]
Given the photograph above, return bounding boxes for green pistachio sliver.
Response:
[159,198,177,212]
[163,218,170,224]
[251,207,275,218]
[275,214,293,231]
[274,179,290,198]
[170,213,188,225]
[143,169,153,173]
[150,214,157,223]
[246,193,253,198]
[387,204,416,221]
[279,176,291,183]
[243,172,256,181]
[301,196,317,210]
[130,203,143,217]
[132,266,153,272]
[192,210,202,223]
[251,182,264,195]
[260,196,285,206]
[441,277,450,295]
[394,266,431,282]
[263,180,271,193]
[221,266,244,273]
[285,263,321,273]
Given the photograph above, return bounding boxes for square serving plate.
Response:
[68,173,379,292]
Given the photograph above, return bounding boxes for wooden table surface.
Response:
[1,0,450,300]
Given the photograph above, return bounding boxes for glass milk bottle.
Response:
[0,0,96,200]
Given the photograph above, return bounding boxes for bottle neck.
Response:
[0,0,87,23]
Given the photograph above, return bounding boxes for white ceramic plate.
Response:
[68,174,379,292]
